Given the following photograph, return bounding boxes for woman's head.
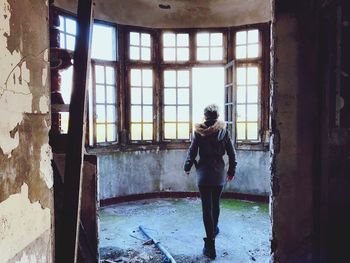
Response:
[204,104,219,120]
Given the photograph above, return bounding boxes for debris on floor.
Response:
[99,198,270,263]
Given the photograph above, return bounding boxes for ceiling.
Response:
[54,0,271,28]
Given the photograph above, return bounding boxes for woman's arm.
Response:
[183,133,200,172]
[225,131,237,177]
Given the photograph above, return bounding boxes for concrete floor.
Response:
[99,198,270,263]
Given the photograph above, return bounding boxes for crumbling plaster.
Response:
[0,0,53,262]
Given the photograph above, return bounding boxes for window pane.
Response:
[106,85,116,104]
[131,106,142,122]
[106,105,116,122]
[141,47,151,61]
[143,124,153,140]
[164,48,176,61]
[211,33,223,46]
[247,104,258,121]
[164,123,176,139]
[164,89,176,104]
[164,71,176,87]
[178,106,189,121]
[58,16,65,31]
[177,70,189,87]
[177,34,189,47]
[130,32,139,45]
[65,18,76,35]
[130,46,140,60]
[237,67,246,85]
[95,65,104,83]
[177,48,189,61]
[247,123,258,140]
[247,86,258,103]
[164,106,177,121]
[236,31,247,45]
[59,33,66,49]
[236,46,246,59]
[96,124,106,143]
[163,33,176,47]
[177,89,189,104]
[197,47,209,61]
[105,67,115,85]
[143,88,153,104]
[236,105,246,121]
[210,47,223,60]
[247,67,258,85]
[60,67,73,103]
[131,124,142,140]
[236,123,246,140]
[141,33,151,47]
[96,105,106,123]
[95,85,105,103]
[237,85,246,103]
[106,124,116,142]
[131,88,141,104]
[92,24,116,61]
[142,69,153,86]
[131,69,141,86]
[248,29,259,43]
[197,33,209,46]
[66,35,76,51]
[247,44,259,58]
[178,123,189,139]
[60,112,69,134]
[143,106,153,122]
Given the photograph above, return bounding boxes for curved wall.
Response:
[97,149,270,201]
[54,0,271,28]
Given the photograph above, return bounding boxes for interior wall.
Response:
[98,149,270,201]
[0,0,52,262]
[53,0,271,28]
[270,1,322,262]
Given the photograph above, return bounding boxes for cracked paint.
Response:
[0,183,51,262]
[40,143,53,188]
[0,0,52,262]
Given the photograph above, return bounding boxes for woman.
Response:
[183,104,237,259]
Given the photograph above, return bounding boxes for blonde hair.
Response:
[204,104,219,120]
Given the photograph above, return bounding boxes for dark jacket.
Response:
[183,119,237,186]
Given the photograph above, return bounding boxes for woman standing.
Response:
[184,104,237,259]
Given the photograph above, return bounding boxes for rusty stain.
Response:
[9,123,19,139]
[0,0,51,207]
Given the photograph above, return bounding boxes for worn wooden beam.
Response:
[61,0,94,262]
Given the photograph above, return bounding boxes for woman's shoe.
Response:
[203,238,216,259]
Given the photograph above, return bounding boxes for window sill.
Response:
[86,142,191,154]
[236,143,269,151]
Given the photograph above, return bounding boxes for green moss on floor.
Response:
[221,199,269,214]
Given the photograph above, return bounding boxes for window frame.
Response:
[161,67,193,142]
[53,8,270,151]
[227,23,270,150]
[90,60,119,145]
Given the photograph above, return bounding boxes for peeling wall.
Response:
[54,0,271,28]
[97,149,270,201]
[0,0,52,262]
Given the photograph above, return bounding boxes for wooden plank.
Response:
[52,104,70,113]
[61,0,94,262]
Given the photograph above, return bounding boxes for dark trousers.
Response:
[199,185,224,239]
